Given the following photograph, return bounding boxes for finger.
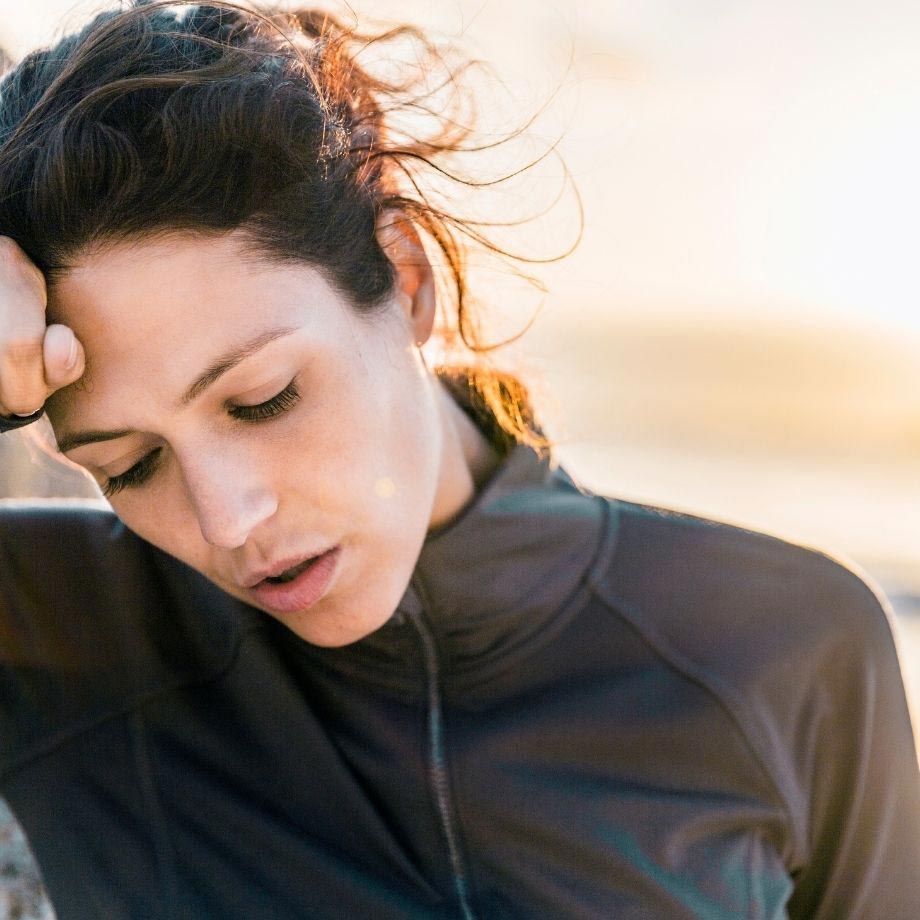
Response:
[43,323,85,391]
[0,336,47,416]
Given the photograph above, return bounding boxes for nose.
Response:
[179,449,279,550]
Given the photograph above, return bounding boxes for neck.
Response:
[427,379,502,533]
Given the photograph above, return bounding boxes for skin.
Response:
[34,224,499,647]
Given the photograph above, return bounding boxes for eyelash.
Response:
[101,381,301,499]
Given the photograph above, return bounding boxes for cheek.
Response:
[355,385,440,513]
[302,340,440,515]
[308,418,431,533]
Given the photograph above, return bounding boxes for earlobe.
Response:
[375,210,436,347]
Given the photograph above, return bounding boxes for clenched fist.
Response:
[0,236,85,419]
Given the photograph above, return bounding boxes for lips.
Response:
[246,545,341,616]
[242,548,334,589]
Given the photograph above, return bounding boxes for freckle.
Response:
[374,477,396,499]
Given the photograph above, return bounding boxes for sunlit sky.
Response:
[1,0,918,334]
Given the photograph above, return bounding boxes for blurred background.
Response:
[1,1,919,916]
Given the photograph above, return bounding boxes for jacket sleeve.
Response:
[786,575,920,919]
[0,407,44,432]
[599,502,919,916]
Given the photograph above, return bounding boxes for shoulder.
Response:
[0,498,151,614]
[1,496,132,561]
[599,497,895,664]
[0,497,199,618]
[0,499,258,777]
[593,498,911,864]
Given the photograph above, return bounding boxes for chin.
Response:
[250,559,398,647]
[280,603,397,648]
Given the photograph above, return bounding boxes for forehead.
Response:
[44,232,355,421]
[51,232,296,336]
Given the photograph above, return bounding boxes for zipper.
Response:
[406,606,479,920]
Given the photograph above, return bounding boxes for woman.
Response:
[0,2,917,918]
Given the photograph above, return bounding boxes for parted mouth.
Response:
[241,548,333,589]
[265,557,315,584]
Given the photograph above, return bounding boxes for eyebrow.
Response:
[56,325,299,455]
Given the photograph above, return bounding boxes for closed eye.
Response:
[101,380,301,498]
[228,379,301,421]
[101,447,163,498]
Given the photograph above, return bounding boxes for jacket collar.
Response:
[392,439,609,674]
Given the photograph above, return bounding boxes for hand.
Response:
[0,237,85,419]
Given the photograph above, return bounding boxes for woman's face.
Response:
[44,230,461,647]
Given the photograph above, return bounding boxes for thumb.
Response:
[43,323,85,392]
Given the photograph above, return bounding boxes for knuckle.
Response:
[0,236,21,259]
[0,373,45,413]
[0,340,46,411]
[3,337,45,365]
[0,397,43,417]
[0,238,44,291]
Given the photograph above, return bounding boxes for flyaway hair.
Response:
[0,1,581,449]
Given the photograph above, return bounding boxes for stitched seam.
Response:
[440,494,618,688]
[746,828,756,920]
[588,575,802,867]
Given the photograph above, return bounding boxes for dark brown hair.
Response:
[0,0,577,450]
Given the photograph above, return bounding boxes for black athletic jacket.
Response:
[1,408,919,918]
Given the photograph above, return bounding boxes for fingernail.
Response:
[65,335,77,370]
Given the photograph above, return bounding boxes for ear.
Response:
[375,210,436,347]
